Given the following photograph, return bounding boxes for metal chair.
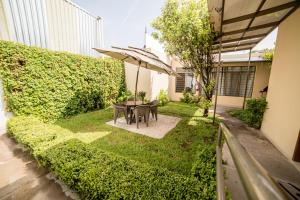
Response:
[113,103,129,124]
[131,105,150,128]
[149,100,159,121]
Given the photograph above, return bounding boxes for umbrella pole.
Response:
[134,61,141,104]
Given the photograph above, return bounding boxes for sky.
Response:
[72,0,277,51]
[72,0,165,48]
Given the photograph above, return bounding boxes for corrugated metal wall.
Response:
[0,0,103,57]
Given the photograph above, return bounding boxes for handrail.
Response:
[216,122,288,200]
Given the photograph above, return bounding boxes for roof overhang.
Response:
[208,0,300,53]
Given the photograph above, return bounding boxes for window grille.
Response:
[213,66,256,97]
[175,68,194,92]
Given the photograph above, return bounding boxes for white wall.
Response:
[0,0,103,57]
[150,71,169,100]
[0,80,12,134]
[125,34,170,100]
[146,34,170,100]
[125,63,152,100]
[261,8,300,161]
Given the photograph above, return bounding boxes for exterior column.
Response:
[243,49,252,109]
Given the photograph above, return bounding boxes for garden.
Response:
[0,40,218,199]
[0,0,223,198]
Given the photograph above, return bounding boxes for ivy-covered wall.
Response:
[0,40,125,121]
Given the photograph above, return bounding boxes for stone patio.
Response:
[106,114,181,139]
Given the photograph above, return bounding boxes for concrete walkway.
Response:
[214,107,300,200]
[0,133,73,200]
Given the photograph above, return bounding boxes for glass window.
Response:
[213,66,256,97]
[175,68,195,92]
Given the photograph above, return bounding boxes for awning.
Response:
[208,0,300,53]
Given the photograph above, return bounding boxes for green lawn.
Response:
[56,102,218,175]
[8,102,218,199]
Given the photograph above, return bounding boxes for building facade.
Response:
[169,54,271,107]
[125,35,271,107]
[261,8,300,169]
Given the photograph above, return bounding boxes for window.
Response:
[214,66,256,97]
[175,68,194,93]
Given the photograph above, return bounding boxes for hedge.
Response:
[7,116,214,199]
[0,40,125,121]
[230,97,267,129]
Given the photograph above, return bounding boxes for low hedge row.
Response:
[8,116,214,199]
[0,40,125,121]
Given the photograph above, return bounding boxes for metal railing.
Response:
[216,123,288,200]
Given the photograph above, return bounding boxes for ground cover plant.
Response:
[8,102,218,199]
[0,40,125,121]
[229,98,268,128]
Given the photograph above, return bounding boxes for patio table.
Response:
[124,101,143,106]
[124,101,144,124]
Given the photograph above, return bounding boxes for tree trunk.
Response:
[203,108,209,117]
[197,81,201,97]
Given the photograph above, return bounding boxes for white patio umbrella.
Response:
[93,46,179,102]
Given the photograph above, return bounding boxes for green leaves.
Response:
[158,90,169,106]
[8,115,210,199]
[152,0,214,59]
[230,98,268,128]
[152,0,217,114]
[0,41,125,122]
[262,48,274,62]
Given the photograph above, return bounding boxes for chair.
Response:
[113,103,129,124]
[131,105,150,129]
[149,100,159,121]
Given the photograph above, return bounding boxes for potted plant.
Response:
[138,91,146,103]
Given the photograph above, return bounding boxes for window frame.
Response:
[213,66,256,98]
[175,68,194,93]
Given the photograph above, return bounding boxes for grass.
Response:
[8,102,218,199]
[55,102,218,176]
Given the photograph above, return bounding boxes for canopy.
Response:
[93,46,178,76]
[208,0,300,53]
[208,0,300,124]
[93,46,178,102]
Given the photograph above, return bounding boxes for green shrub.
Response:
[199,96,212,111]
[181,88,194,103]
[0,40,125,121]
[7,116,212,199]
[158,90,168,106]
[7,116,73,157]
[45,140,205,199]
[191,145,216,199]
[262,48,274,62]
[117,90,133,103]
[230,98,267,128]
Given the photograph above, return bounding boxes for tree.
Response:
[152,0,216,117]
[262,48,274,62]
